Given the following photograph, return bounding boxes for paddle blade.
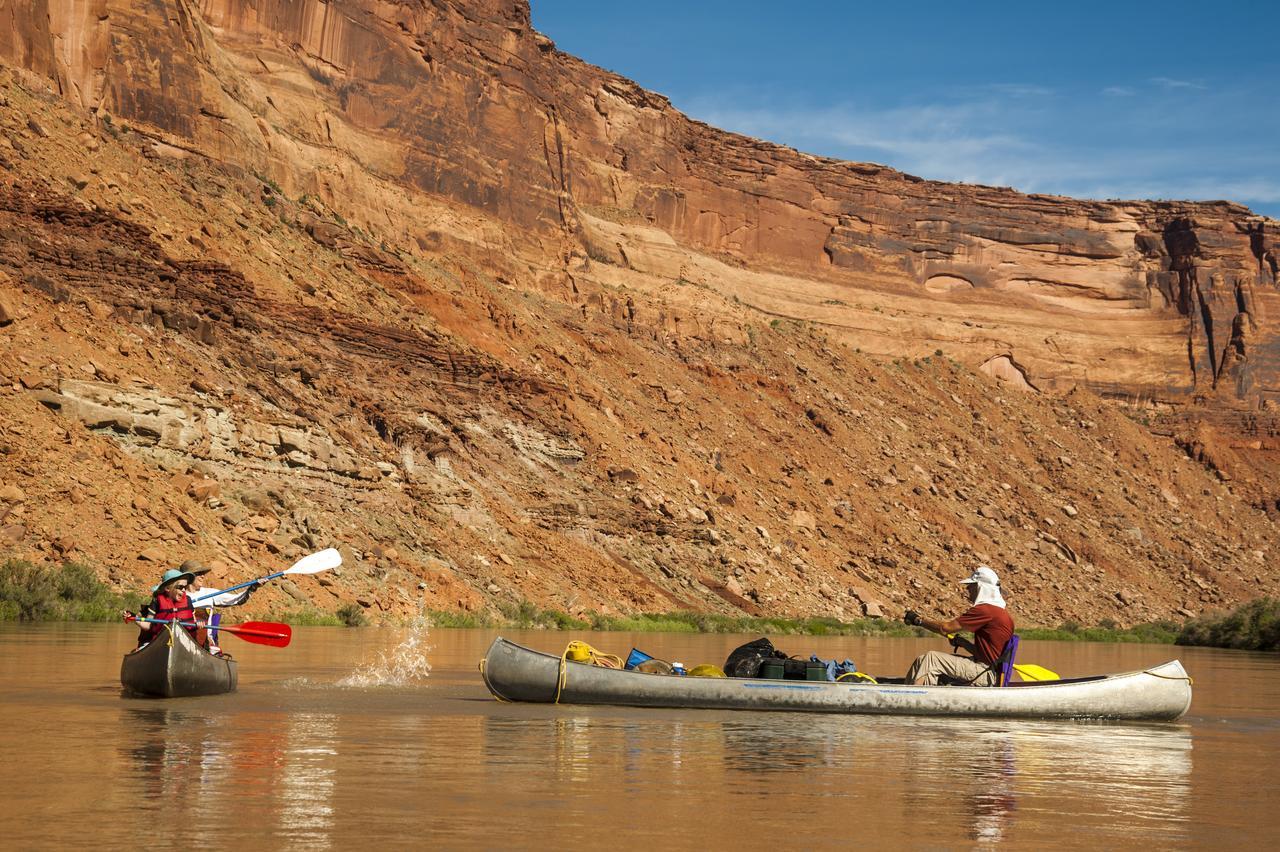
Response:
[285,548,343,576]
[223,621,293,647]
[1013,663,1059,682]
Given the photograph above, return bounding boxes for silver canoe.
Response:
[120,624,238,698]
[480,637,1192,721]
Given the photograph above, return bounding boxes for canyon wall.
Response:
[0,0,1276,625]
[1,0,1276,406]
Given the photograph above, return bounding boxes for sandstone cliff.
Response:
[3,0,1275,404]
[0,0,1276,625]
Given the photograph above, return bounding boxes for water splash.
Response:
[336,616,433,688]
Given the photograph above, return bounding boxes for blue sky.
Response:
[530,2,1280,219]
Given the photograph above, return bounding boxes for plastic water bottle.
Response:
[672,662,686,676]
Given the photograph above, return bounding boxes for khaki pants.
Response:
[905,650,997,686]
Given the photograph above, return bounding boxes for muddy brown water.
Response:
[1,624,1276,849]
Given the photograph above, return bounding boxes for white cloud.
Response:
[690,99,1038,186]
[677,87,1278,215]
[1151,76,1208,90]
[981,83,1055,98]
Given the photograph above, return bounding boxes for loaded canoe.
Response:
[121,624,237,698]
[480,637,1192,721]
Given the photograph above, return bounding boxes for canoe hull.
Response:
[481,637,1192,721]
[121,625,238,698]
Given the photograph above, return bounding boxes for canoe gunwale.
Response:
[480,636,1191,721]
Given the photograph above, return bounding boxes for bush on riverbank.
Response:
[336,603,368,627]
[444,602,935,636]
[1018,620,1181,644]
[0,559,143,621]
[590,611,924,637]
[1176,598,1280,651]
[268,606,342,626]
[424,605,1200,644]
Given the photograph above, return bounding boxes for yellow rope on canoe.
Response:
[555,641,623,704]
[1143,669,1193,684]
[477,658,511,702]
[836,671,877,684]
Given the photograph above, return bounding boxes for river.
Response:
[0,624,1276,849]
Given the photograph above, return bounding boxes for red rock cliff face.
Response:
[2,0,1277,406]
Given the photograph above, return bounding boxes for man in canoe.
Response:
[185,560,263,609]
[902,565,1014,686]
[184,560,263,655]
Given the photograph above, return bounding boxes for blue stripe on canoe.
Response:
[741,682,933,696]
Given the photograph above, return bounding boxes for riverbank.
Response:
[3,559,1275,650]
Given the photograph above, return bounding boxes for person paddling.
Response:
[184,560,263,655]
[902,565,1014,686]
[185,560,263,609]
[127,568,199,649]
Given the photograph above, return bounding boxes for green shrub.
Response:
[1177,598,1280,651]
[425,609,492,628]
[0,560,59,621]
[270,607,341,627]
[498,600,589,630]
[336,603,368,627]
[0,560,142,621]
[578,610,920,637]
[1018,621,1179,644]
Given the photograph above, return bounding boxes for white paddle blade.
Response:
[286,548,343,575]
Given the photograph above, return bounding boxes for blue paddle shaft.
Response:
[188,570,285,605]
[135,617,202,628]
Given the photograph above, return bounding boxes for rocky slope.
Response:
[0,1,1276,625]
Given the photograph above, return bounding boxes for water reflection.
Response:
[721,719,839,773]
[555,717,594,783]
[121,706,230,811]
[118,705,350,848]
[279,713,338,849]
[482,710,1192,846]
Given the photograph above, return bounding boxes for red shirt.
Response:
[957,604,1015,665]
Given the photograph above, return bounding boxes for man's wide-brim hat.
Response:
[960,565,1000,586]
[152,568,196,594]
[179,559,211,576]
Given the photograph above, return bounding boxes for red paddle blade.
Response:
[221,621,292,647]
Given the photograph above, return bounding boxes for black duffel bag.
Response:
[724,637,787,678]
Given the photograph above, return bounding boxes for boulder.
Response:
[790,510,817,531]
[188,477,220,501]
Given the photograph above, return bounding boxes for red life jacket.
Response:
[140,592,198,642]
[155,591,195,623]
